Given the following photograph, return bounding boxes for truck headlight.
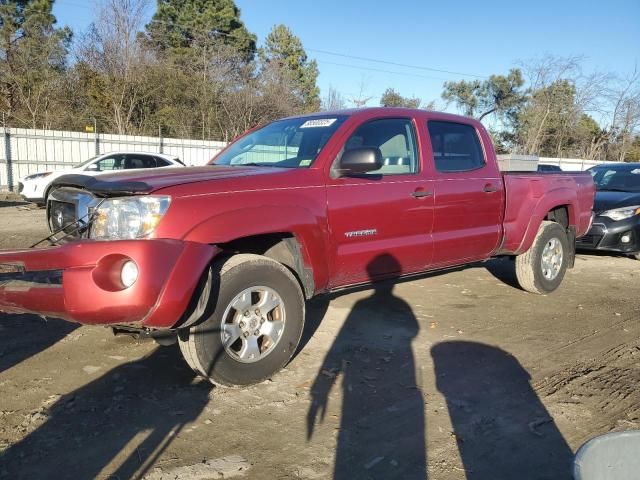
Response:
[600,205,640,222]
[90,196,171,240]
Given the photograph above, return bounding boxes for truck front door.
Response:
[326,117,434,287]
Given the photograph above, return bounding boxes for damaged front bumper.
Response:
[0,239,218,328]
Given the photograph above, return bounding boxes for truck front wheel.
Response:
[515,221,570,294]
[178,254,305,387]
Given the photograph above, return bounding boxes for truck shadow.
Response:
[482,257,523,290]
[0,314,78,375]
[0,347,212,480]
[306,254,427,479]
[432,341,573,479]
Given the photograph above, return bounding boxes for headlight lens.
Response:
[90,196,171,240]
[25,172,52,181]
[600,205,640,221]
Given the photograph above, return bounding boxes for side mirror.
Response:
[338,147,383,176]
[85,164,99,172]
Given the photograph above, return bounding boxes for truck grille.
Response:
[49,200,76,233]
[47,188,98,239]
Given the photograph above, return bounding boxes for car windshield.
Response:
[590,166,640,192]
[213,116,347,168]
[75,155,100,168]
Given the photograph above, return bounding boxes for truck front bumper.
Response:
[0,239,219,328]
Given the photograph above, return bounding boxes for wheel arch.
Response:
[217,233,316,299]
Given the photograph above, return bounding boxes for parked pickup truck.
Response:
[0,108,595,386]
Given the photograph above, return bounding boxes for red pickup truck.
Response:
[0,108,594,386]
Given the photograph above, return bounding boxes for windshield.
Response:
[590,166,640,192]
[213,116,348,168]
[75,155,100,168]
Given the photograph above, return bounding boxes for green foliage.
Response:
[260,24,319,111]
[144,0,256,60]
[442,69,526,121]
[380,88,420,108]
[0,0,72,127]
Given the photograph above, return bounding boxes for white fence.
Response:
[497,154,619,172]
[0,127,227,190]
[0,126,628,190]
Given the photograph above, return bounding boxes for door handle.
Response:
[483,184,499,193]
[411,189,433,198]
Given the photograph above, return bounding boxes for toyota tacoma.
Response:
[0,108,595,386]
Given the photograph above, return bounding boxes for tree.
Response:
[260,24,319,111]
[442,69,526,122]
[321,86,346,111]
[380,88,420,108]
[144,0,256,61]
[0,0,71,128]
[76,0,156,134]
[603,67,640,161]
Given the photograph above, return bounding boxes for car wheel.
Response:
[515,221,570,294]
[178,254,304,387]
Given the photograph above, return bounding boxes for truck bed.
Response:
[500,172,595,255]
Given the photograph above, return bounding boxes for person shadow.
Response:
[432,341,573,479]
[307,254,426,479]
[0,314,78,375]
[0,346,212,480]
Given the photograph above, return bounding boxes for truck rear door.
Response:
[326,116,434,287]
[425,119,504,266]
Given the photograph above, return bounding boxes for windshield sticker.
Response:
[300,118,337,128]
[631,169,640,175]
[299,159,312,166]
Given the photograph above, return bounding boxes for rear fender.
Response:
[504,186,578,255]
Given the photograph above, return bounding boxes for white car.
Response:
[18,152,185,204]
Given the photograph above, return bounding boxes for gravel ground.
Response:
[0,202,639,479]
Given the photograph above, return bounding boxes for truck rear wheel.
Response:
[178,254,304,387]
[515,221,570,294]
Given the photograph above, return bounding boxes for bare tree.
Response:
[76,0,153,134]
[321,86,347,111]
[603,66,640,161]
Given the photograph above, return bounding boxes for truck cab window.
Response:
[344,118,419,175]
[428,121,485,172]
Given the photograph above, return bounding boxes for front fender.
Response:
[182,205,330,293]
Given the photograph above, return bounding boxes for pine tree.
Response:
[144,0,256,61]
[260,24,319,112]
[0,0,71,127]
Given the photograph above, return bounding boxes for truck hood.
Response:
[593,190,640,214]
[51,165,285,195]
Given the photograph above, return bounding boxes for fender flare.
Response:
[182,205,330,294]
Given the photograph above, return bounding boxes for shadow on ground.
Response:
[0,346,212,480]
[0,314,78,375]
[0,201,31,208]
[307,254,426,479]
[483,257,523,290]
[432,341,573,479]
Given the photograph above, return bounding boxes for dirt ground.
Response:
[0,202,639,479]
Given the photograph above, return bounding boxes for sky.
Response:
[52,0,640,111]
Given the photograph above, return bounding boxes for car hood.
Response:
[594,190,640,214]
[50,165,291,195]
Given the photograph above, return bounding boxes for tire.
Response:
[178,254,305,387]
[515,221,570,294]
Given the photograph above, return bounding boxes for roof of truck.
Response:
[282,107,475,123]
